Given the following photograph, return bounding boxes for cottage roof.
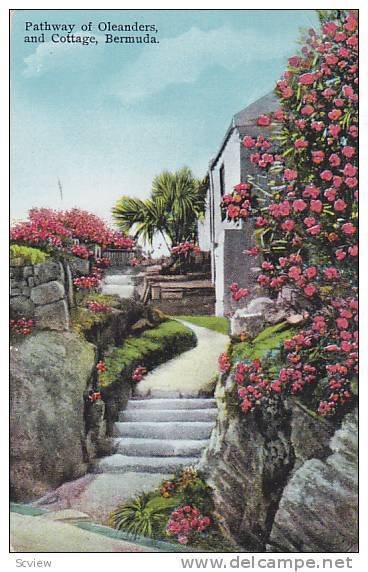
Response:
[209,92,279,170]
[233,92,279,127]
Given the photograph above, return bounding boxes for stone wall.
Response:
[10,260,73,331]
[200,374,358,552]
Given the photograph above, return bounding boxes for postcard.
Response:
[9,6,358,562]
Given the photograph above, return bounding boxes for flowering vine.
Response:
[223,10,358,416]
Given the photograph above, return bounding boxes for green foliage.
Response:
[70,306,111,334]
[99,319,196,387]
[112,167,208,246]
[109,493,174,539]
[173,315,229,335]
[10,244,48,265]
[110,468,214,543]
[231,322,295,364]
[75,291,122,309]
[109,467,236,550]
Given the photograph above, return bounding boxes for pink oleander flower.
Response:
[293,199,307,212]
[334,199,347,212]
[257,114,271,126]
[312,150,325,164]
[299,72,316,85]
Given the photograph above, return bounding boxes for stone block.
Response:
[35,261,63,284]
[231,310,265,338]
[231,297,277,338]
[22,287,31,297]
[161,290,183,299]
[23,266,33,278]
[31,281,65,305]
[34,300,70,331]
[10,296,35,319]
[10,288,21,296]
[69,257,90,276]
[28,277,35,288]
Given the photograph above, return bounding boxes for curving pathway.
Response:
[33,319,229,527]
[135,320,229,397]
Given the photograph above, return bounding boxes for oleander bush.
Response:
[221,10,358,418]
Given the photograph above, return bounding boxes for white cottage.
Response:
[198,92,279,316]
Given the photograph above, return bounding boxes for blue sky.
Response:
[11,9,318,224]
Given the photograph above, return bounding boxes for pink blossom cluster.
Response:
[10,210,71,248]
[10,208,135,253]
[223,11,358,416]
[233,296,357,416]
[73,274,101,290]
[85,300,112,313]
[230,282,250,301]
[95,257,111,268]
[218,352,231,373]
[171,242,201,257]
[71,244,92,259]
[10,318,35,336]
[166,505,211,545]
[132,366,147,382]
[220,183,253,221]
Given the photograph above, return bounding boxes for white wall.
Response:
[211,129,242,315]
[197,191,211,252]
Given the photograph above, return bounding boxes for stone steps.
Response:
[94,454,199,474]
[113,437,209,457]
[113,421,214,440]
[94,396,217,475]
[127,398,216,410]
[120,408,218,423]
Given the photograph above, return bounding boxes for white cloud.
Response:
[22,36,105,78]
[112,25,292,103]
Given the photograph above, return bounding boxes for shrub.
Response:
[10,244,48,265]
[110,493,176,540]
[75,292,121,309]
[110,467,215,546]
[222,10,358,417]
[10,208,134,252]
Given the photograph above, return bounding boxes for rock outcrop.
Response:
[269,409,358,552]
[199,376,294,550]
[200,374,358,552]
[10,331,95,501]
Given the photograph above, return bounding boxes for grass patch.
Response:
[231,321,295,364]
[173,315,229,335]
[99,319,196,388]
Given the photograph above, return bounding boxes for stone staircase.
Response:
[94,397,217,474]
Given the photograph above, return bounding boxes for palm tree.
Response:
[112,196,171,249]
[112,167,207,248]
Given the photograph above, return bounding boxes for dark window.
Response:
[219,164,225,196]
